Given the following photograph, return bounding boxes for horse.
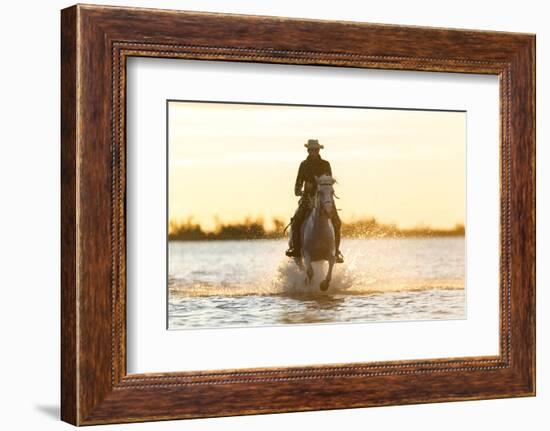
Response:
[289,174,338,292]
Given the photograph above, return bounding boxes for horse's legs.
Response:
[293,256,304,270]
[320,257,335,292]
[303,254,313,285]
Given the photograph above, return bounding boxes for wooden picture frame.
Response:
[61,4,535,425]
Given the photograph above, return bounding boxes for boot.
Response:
[335,227,344,263]
[285,247,301,258]
[285,219,302,257]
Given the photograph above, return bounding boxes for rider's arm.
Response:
[294,162,305,196]
[326,161,333,177]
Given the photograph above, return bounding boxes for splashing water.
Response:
[168,238,463,298]
[168,238,465,329]
[169,257,356,297]
[266,258,358,295]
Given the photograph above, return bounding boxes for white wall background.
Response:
[0,0,546,429]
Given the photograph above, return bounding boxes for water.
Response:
[168,238,465,329]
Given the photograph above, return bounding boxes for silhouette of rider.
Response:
[285,139,344,263]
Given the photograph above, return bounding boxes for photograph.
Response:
[167,100,466,330]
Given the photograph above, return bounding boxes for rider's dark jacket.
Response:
[294,155,333,197]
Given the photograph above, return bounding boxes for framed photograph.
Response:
[61,4,536,425]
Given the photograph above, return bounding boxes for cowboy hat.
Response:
[304,139,324,149]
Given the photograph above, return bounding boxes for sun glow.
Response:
[168,101,465,233]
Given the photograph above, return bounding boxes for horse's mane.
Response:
[316,174,337,186]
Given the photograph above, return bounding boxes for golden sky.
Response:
[168,101,465,231]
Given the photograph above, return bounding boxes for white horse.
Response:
[290,175,337,291]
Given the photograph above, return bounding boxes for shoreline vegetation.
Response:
[168,217,465,241]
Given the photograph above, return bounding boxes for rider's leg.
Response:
[331,211,344,262]
[331,211,342,251]
[292,203,308,252]
[287,200,308,256]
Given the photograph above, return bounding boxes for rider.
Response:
[285,139,344,263]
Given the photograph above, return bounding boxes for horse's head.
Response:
[315,175,337,218]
